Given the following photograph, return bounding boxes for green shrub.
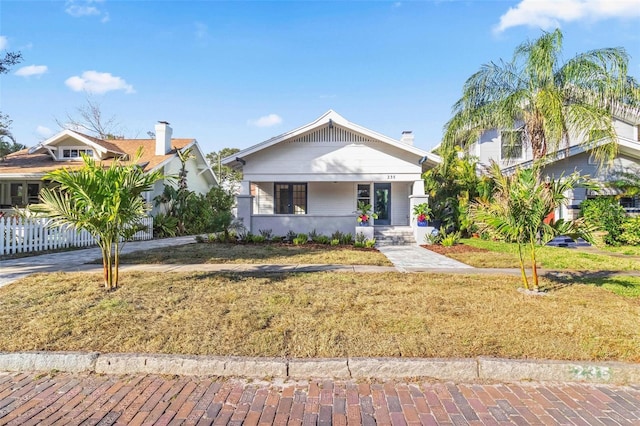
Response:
[286,230,297,243]
[258,229,273,240]
[440,231,461,247]
[314,235,331,244]
[331,231,344,241]
[250,235,267,244]
[365,239,376,248]
[619,216,640,246]
[330,239,340,246]
[424,229,442,245]
[293,233,308,245]
[580,197,626,245]
[340,233,353,245]
[153,213,179,238]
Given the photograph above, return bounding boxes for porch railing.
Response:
[0,216,154,256]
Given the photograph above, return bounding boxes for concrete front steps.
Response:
[374,226,415,246]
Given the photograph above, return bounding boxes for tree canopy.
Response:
[444,29,640,166]
[31,150,164,290]
[206,147,242,189]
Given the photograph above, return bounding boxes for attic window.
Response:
[62,148,93,159]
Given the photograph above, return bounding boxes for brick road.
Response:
[0,372,638,425]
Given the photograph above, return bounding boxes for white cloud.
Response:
[248,114,283,128]
[36,126,53,138]
[65,70,135,94]
[0,36,7,50]
[15,65,48,77]
[494,0,640,33]
[65,0,108,22]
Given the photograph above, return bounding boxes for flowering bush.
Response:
[355,201,377,225]
[413,203,431,223]
[357,214,369,223]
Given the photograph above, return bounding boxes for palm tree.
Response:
[469,163,595,291]
[30,149,164,290]
[444,29,640,165]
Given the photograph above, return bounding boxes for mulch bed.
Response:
[421,244,490,255]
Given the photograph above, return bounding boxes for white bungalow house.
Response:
[466,114,640,220]
[222,110,441,241]
[0,121,217,213]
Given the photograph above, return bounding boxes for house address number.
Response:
[387,175,396,180]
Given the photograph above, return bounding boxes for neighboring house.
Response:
[222,110,440,237]
[0,121,217,213]
[466,114,640,219]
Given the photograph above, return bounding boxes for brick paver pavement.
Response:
[0,372,638,425]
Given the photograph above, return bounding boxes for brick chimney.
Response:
[400,130,414,145]
[155,121,173,155]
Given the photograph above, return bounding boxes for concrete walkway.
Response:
[0,236,198,287]
[377,244,473,272]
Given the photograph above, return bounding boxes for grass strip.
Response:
[443,239,640,271]
[1,271,638,362]
[117,243,393,266]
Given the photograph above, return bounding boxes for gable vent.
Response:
[288,124,377,144]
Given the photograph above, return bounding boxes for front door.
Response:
[374,183,391,225]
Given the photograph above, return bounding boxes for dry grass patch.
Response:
[435,239,640,271]
[1,271,639,361]
[118,243,392,266]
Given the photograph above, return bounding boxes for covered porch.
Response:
[235,179,429,237]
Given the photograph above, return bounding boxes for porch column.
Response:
[235,180,253,233]
[409,180,433,245]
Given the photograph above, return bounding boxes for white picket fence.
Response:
[0,216,154,256]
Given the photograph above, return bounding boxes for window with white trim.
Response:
[274,183,307,214]
[357,184,371,207]
[60,147,94,160]
[500,130,524,160]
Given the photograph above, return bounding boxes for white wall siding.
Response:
[253,183,274,214]
[163,157,211,195]
[614,118,637,140]
[391,182,410,226]
[308,182,353,215]
[242,141,422,182]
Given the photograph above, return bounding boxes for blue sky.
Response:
[2,0,640,155]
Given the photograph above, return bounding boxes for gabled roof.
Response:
[222,110,441,168]
[0,130,209,179]
[28,129,127,156]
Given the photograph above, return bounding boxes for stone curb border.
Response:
[0,352,638,385]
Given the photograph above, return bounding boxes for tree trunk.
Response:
[530,240,539,291]
[517,243,529,290]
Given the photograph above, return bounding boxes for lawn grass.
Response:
[599,245,640,257]
[118,243,393,266]
[1,271,639,362]
[448,238,640,271]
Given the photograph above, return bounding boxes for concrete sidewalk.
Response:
[0,236,198,287]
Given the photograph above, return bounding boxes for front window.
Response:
[357,184,371,207]
[7,182,41,207]
[501,130,523,160]
[274,183,307,214]
[10,183,23,206]
[61,147,93,159]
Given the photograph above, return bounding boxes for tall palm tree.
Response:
[444,29,640,165]
[31,149,164,290]
[469,163,595,291]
